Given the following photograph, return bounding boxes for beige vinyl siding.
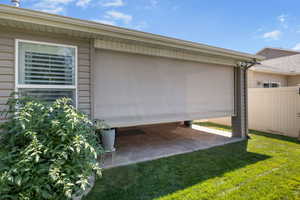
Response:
[0,28,91,120]
[77,45,91,115]
[0,36,14,122]
[248,71,288,88]
[287,75,300,86]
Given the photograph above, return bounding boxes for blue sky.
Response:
[2,0,300,54]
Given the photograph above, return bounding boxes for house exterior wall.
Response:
[0,28,91,122]
[0,35,14,120]
[287,75,300,86]
[248,70,288,88]
[0,27,249,136]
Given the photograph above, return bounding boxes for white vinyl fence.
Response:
[209,87,300,138]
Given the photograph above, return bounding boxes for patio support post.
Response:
[231,66,248,138]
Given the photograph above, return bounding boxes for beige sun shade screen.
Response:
[94,50,235,127]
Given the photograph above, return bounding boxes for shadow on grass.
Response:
[84,140,270,200]
[195,121,300,145]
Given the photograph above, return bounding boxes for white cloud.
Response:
[278,14,287,23]
[263,30,282,40]
[93,19,116,26]
[35,0,74,6]
[33,0,74,14]
[102,0,124,7]
[292,43,300,51]
[76,0,91,7]
[133,21,148,31]
[105,10,132,24]
[41,7,64,14]
[40,0,74,3]
[277,14,288,28]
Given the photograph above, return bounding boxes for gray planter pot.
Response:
[101,129,116,152]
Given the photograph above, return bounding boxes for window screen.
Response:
[22,52,74,85]
[17,40,77,105]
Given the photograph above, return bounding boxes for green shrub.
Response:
[0,97,102,200]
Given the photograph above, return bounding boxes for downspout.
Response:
[238,59,260,139]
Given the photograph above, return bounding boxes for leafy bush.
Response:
[0,97,102,200]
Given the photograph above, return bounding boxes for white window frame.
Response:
[15,39,78,108]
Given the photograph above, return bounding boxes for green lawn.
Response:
[85,122,300,200]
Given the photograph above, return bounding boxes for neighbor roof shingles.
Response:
[252,54,300,75]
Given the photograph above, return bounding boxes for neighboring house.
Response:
[248,47,300,88]
[210,47,300,138]
[0,4,262,138]
[256,47,300,59]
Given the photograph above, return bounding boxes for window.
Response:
[271,82,280,88]
[16,40,77,106]
[263,82,270,88]
[263,81,280,88]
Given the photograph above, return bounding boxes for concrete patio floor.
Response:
[101,123,243,168]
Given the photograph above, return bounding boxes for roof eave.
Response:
[0,4,262,62]
[257,47,300,55]
[250,68,300,76]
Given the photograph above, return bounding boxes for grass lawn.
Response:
[85,122,300,200]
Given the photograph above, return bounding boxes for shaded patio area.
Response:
[101,123,243,168]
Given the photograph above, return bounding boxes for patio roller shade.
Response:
[94,50,235,127]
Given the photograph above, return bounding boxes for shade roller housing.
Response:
[94,50,235,127]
